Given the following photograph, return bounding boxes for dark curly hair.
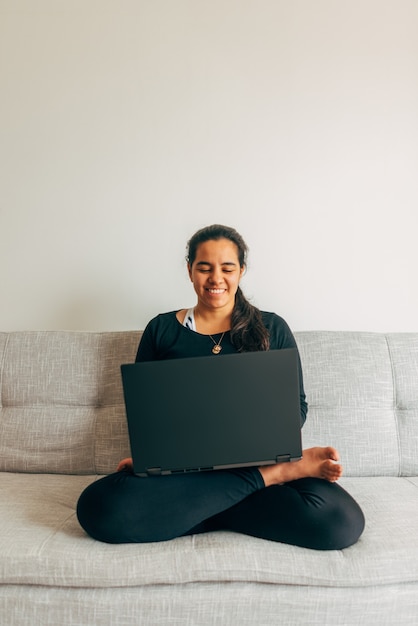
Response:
[186,224,269,352]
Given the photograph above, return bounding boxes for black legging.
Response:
[77,467,365,550]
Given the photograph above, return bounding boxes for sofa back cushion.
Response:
[0,331,140,474]
[0,330,417,476]
[297,331,418,476]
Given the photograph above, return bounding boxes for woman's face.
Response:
[188,238,244,313]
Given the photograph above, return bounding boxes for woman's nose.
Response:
[209,270,222,284]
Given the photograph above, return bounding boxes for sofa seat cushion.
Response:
[1,473,417,589]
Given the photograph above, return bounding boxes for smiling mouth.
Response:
[207,288,226,294]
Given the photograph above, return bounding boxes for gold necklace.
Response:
[209,332,225,354]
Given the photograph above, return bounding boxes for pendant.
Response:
[210,331,225,354]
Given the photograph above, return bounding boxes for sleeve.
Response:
[264,312,308,428]
[135,318,159,363]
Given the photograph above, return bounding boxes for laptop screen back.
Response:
[121,348,302,477]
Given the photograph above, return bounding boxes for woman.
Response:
[77,224,365,549]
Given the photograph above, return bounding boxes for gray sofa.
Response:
[0,330,417,625]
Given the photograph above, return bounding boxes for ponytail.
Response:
[231,287,269,352]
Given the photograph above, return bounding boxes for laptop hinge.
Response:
[146,467,162,476]
[276,454,291,463]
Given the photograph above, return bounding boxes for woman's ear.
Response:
[187,263,193,282]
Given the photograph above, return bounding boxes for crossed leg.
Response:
[77,446,362,548]
[203,477,365,550]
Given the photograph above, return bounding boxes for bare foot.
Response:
[116,457,134,472]
[259,446,343,487]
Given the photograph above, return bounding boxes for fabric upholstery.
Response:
[1,330,417,476]
[2,582,417,626]
[1,330,418,624]
[0,473,417,589]
[297,332,418,476]
[0,332,140,474]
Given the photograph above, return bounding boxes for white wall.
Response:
[1,0,417,332]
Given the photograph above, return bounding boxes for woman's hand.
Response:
[117,457,134,472]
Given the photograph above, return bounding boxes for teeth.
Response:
[208,289,225,293]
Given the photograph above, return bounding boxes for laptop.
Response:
[120,348,302,477]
